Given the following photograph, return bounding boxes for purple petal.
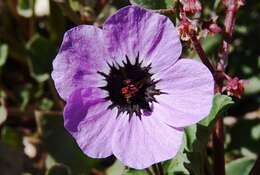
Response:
[103,5,182,73]
[112,114,184,169]
[51,25,109,101]
[64,88,118,158]
[153,59,214,127]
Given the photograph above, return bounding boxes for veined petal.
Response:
[153,59,214,127]
[64,88,118,158]
[51,25,109,101]
[112,115,184,169]
[103,5,182,74]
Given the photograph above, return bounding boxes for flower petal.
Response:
[153,59,214,127]
[112,115,184,169]
[103,5,182,73]
[51,25,109,101]
[64,88,118,158]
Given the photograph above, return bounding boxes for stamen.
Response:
[121,79,139,103]
[98,54,161,116]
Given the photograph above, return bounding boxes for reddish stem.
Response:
[213,1,242,175]
[218,0,239,70]
[250,155,260,175]
[190,34,215,74]
[213,118,225,175]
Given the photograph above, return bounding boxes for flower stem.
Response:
[213,118,225,175]
[145,168,154,175]
[249,154,260,175]
[213,1,243,175]
[217,0,239,71]
[157,163,164,175]
[152,163,164,175]
[190,34,215,74]
[152,165,159,175]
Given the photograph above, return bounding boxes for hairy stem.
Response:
[213,1,242,175]
[218,0,239,70]
[190,34,215,74]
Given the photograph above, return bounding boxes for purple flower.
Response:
[51,5,214,169]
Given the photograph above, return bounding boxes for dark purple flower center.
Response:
[98,55,163,117]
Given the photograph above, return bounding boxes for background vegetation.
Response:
[0,0,259,175]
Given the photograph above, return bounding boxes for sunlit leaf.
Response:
[244,77,260,95]
[165,142,190,175]
[202,34,222,56]
[226,157,255,175]
[0,43,8,67]
[251,123,260,141]
[20,85,31,110]
[69,0,81,11]
[125,169,147,175]
[0,105,7,125]
[167,94,233,175]
[17,0,33,17]
[106,160,125,175]
[39,98,54,111]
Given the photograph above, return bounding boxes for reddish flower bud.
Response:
[177,16,198,41]
[223,0,245,10]
[202,20,222,36]
[180,0,202,14]
[222,77,245,98]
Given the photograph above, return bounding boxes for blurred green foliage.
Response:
[0,0,259,175]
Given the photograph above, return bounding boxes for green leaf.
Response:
[165,142,190,175]
[124,169,147,175]
[200,94,234,127]
[244,77,260,95]
[45,164,71,175]
[69,0,81,11]
[251,123,260,141]
[39,98,54,111]
[0,43,8,67]
[164,94,234,175]
[0,93,7,125]
[0,105,7,125]
[185,94,234,152]
[1,127,22,148]
[169,94,234,175]
[39,114,100,174]
[226,157,255,175]
[20,86,31,110]
[202,34,222,56]
[17,0,33,17]
[130,0,174,9]
[106,161,125,175]
[27,34,57,82]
